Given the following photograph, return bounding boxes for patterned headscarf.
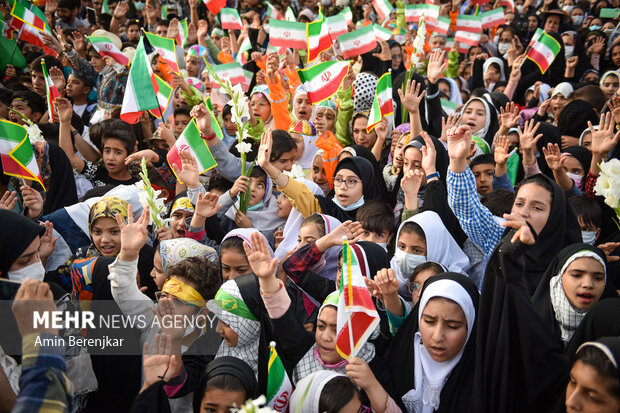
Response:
[160,238,218,273]
[170,197,195,216]
[353,72,378,112]
[289,120,317,136]
[88,196,128,233]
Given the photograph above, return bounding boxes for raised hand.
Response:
[113,1,129,19]
[498,102,520,131]
[167,18,179,40]
[374,118,389,144]
[589,112,620,155]
[588,37,605,55]
[542,143,565,172]
[230,176,250,198]
[21,185,43,219]
[54,97,73,123]
[197,19,208,40]
[0,191,18,210]
[38,221,57,263]
[370,268,401,300]
[566,56,579,70]
[426,50,446,84]
[257,129,273,169]
[401,168,424,211]
[190,104,213,137]
[194,192,221,218]
[171,150,200,188]
[142,333,177,389]
[70,31,85,55]
[420,131,437,176]
[608,95,620,125]
[117,204,150,261]
[243,231,278,280]
[125,149,160,167]
[509,55,525,84]
[597,242,620,263]
[265,52,279,83]
[398,79,426,114]
[517,119,542,153]
[493,135,511,165]
[316,220,364,252]
[440,113,460,143]
[447,125,473,160]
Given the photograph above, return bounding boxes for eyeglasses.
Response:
[154,291,201,309]
[407,282,421,294]
[333,177,361,188]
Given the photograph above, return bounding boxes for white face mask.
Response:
[564,45,575,58]
[493,34,500,45]
[516,4,523,13]
[563,5,574,13]
[134,1,145,10]
[263,23,270,34]
[8,260,45,282]
[581,231,597,245]
[394,248,426,277]
[377,242,388,251]
[572,15,584,26]
[498,42,511,55]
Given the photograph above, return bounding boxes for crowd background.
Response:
[1,0,620,412]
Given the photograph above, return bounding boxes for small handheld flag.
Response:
[40,59,60,118]
[367,71,393,132]
[266,341,294,412]
[167,119,218,184]
[0,119,45,190]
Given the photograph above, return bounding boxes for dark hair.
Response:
[481,189,515,217]
[399,221,426,242]
[221,236,246,256]
[100,119,137,155]
[318,376,359,413]
[82,184,117,200]
[568,195,602,228]
[0,87,14,107]
[301,214,327,237]
[470,154,496,169]
[165,257,221,300]
[249,165,267,180]
[222,104,232,118]
[207,175,233,193]
[516,174,555,202]
[174,105,191,118]
[58,0,77,9]
[409,261,444,285]
[126,19,141,29]
[570,85,607,113]
[12,91,45,115]
[270,129,297,161]
[29,55,63,74]
[357,200,396,236]
[575,345,620,399]
[156,19,171,27]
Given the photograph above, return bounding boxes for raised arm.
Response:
[55,97,85,172]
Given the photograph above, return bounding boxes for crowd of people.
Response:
[1,0,620,411]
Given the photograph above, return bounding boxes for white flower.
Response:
[24,123,44,144]
[236,141,253,154]
[237,396,276,413]
[605,193,619,210]
[283,163,305,180]
[600,158,620,178]
[594,173,612,197]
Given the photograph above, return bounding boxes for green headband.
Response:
[214,289,258,321]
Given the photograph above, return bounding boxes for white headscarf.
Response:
[482,57,506,90]
[223,174,285,231]
[459,97,492,140]
[290,370,346,413]
[401,279,476,413]
[443,78,463,106]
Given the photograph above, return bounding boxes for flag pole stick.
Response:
[9,26,25,66]
[342,236,356,359]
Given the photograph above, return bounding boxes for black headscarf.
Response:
[531,243,617,350]
[515,174,582,294]
[385,273,479,412]
[473,227,571,413]
[410,134,450,183]
[562,146,592,175]
[387,40,406,80]
[565,298,620,357]
[557,100,598,142]
[532,122,562,176]
[317,156,381,222]
[341,145,389,199]
[0,209,45,276]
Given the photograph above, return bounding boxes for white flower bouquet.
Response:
[134,158,166,228]
[594,158,620,226]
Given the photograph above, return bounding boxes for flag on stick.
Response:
[120,37,160,124]
[270,19,308,49]
[480,8,505,29]
[40,59,60,118]
[266,342,293,412]
[326,14,348,42]
[144,32,180,73]
[203,0,226,15]
[525,28,561,74]
[456,14,482,32]
[220,8,243,30]
[167,119,217,183]
[0,119,45,189]
[297,60,350,104]
[371,0,393,22]
[336,240,380,359]
[149,74,173,119]
[367,71,392,132]
[337,25,377,59]
[306,6,332,62]
[88,35,130,66]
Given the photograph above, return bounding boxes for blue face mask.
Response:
[581,230,597,245]
[332,196,365,211]
[134,1,145,10]
[394,248,426,277]
[590,25,602,30]
[247,200,264,211]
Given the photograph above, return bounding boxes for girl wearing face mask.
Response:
[0,209,47,282]
[391,211,471,298]
[532,244,616,349]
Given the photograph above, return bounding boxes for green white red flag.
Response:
[427,15,451,35]
[373,24,392,41]
[306,7,332,62]
[285,6,296,21]
[270,19,307,49]
[336,240,380,359]
[480,8,505,29]
[455,30,481,46]
[456,14,482,32]
[167,119,217,183]
[297,60,350,104]
[372,0,393,22]
[367,71,392,132]
[8,0,57,56]
[176,19,189,48]
[340,6,353,25]
[144,31,180,73]
[10,0,49,33]
[326,14,348,42]
[220,8,243,30]
[500,0,514,11]
[236,37,251,65]
[405,4,439,22]
[40,59,60,118]
[203,0,226,15]
[149,74,173,120]
[265,1,283,19]
[102,0,110,13]
[0,119,44,189]
[88,35,130,66]
[120,37,160,124]
[211,62,246,88]
[266,342,293,412]
[526,28,561,74]
[1,18,15,40]
[337,25,377,59]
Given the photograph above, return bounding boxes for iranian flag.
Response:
[500,0,514,11]
[427,15,451,35]
[102,0,110,13]
[270,19,307,49]
[285,6,296,21]
[336,241,380,359]
[266,342,293,412]
[372,0,393,22]
[241,69,253,92]
[338,25,377,59]
[40,59,59,118]
[177,19,189,48]
[120,37,160,124]
[167,119,217,182]
[149,74,173,119]
[212,62,246,87]
[340,6,353,25]
[456,14,482,32]
[88,35,130,66]
[373,24,392,41]
[326,14,348,42]
[297,60,350,104]
[405,4,439,22]
[0,119,44,189]
[10,0,49,33]
[455,30,481,46]
[441,98,458,115]
[265,1,283,19]
[481,8,505,29]
[203,0,226,15]
[367,72,392,132]
[526,29,561,74]
[220,8,243,30]
[144,32,180,74]
[236,37,251,64]
[307,7,332,62]
[1,19,15,40]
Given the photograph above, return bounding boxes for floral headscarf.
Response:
[160,238,219,273]
[88,196,128,233]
